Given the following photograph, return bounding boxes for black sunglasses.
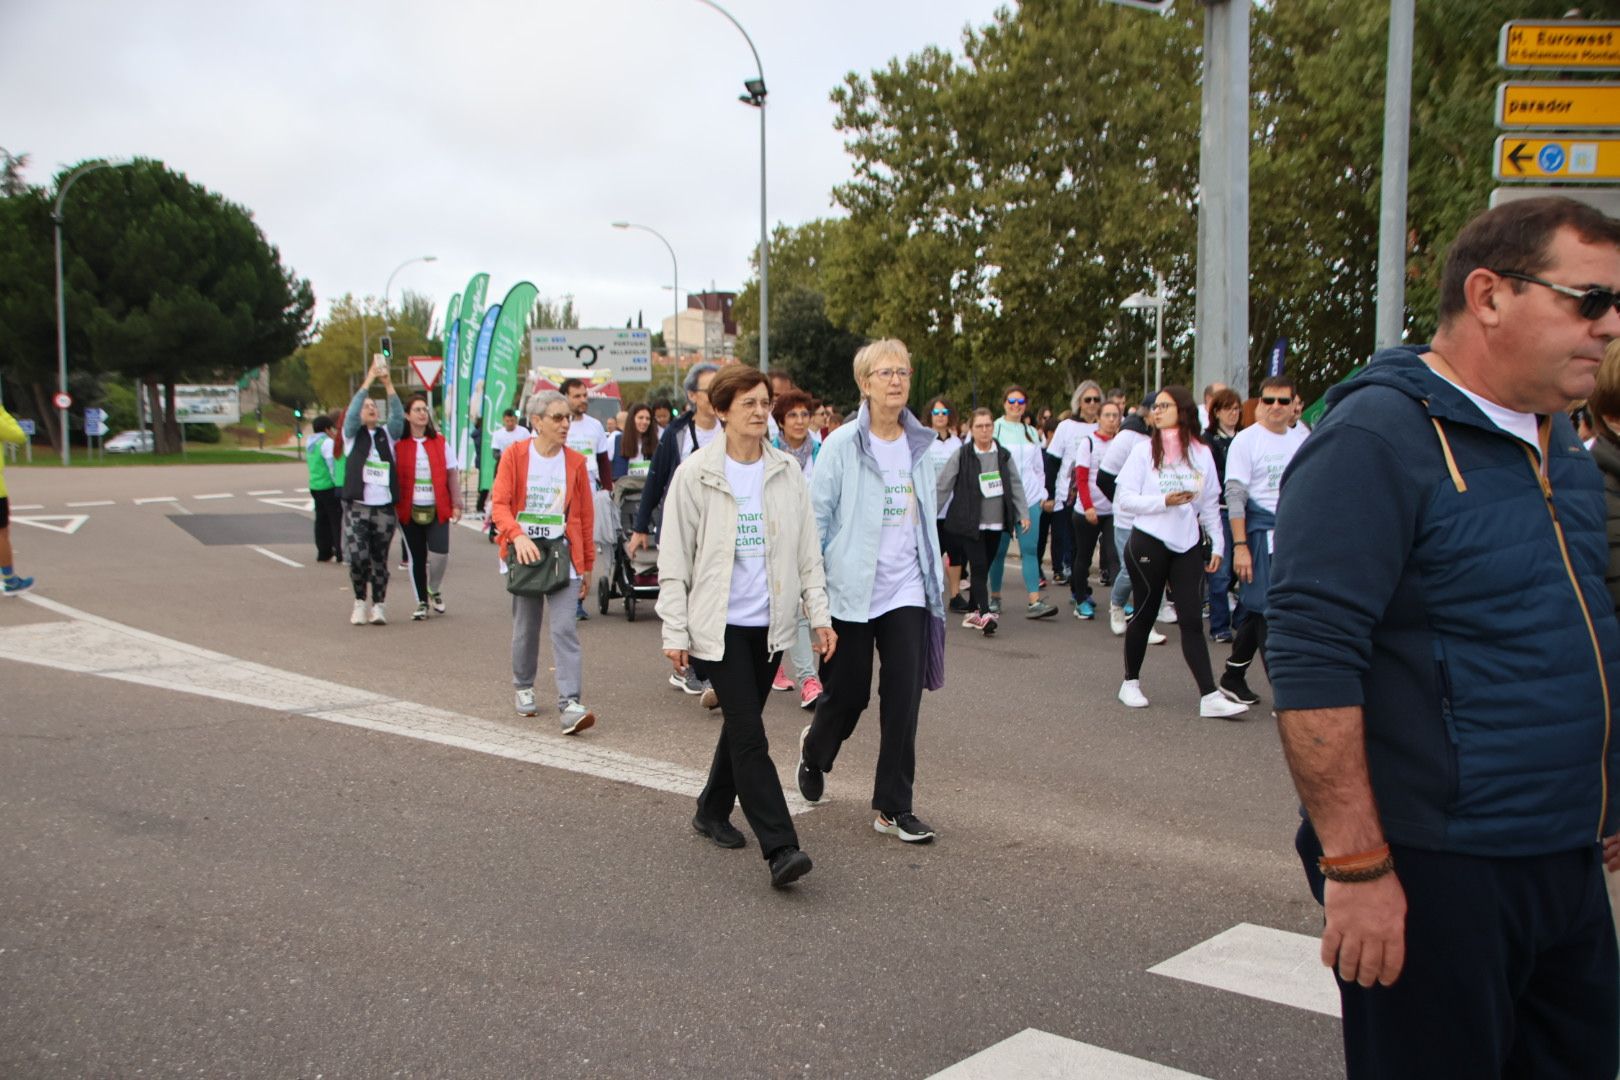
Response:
[1081,396,1101,403]
[1493,269,1620,321]
[1260,396,1293,406]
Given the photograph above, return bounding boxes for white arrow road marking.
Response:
[1148,922,1341,1017]
[259,497,314,513]
[3,594,815,815]
[929,1029,1209,1079]
[11,515,88,535]
[251,546,304,568]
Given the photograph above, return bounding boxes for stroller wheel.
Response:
[626,595,638,622]
[597,576,610,615]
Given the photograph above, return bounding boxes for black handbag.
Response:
[505,537,573,597]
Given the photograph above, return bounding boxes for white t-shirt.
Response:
[1428,369,1540,450]
[566,414,610,491]
[1224,423,1307,515]
[867,432,926,619]
[345,429,394,507]
[1100,426,1151,529]
[499,445,576,580]
[928,434,962,519]
[724,456,770,627]
[408,436,460,506]
[1049,418,1096,465]
[490,423,531,462]
[1115,439,1224,555]
[679,418,721,464]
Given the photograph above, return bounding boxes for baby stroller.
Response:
[598,475,660,621]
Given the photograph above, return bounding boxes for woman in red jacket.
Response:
[490,390,596,735]
[395,394,464,621]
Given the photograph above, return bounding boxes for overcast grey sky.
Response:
[2,0,1007,337]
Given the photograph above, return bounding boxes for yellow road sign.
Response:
[1494,135,1620,182]
[1500,21,1620,71]
[1497,81,1620,129]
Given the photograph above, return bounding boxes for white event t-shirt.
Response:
[679,418,721,464]
[517,445,577,581]
[409,436,460,506]
[1224,424,1307,515]
[566,413,610,491]
[928,434,962,520]
[867,432,926,619]
[346,429,393,507]
[724,456,770,627]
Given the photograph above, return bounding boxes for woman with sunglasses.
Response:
[1113,386,1247,719]
[989,384,1058,620]
[924,396,968,613]
[1203,387,1244,643]
[1048,381,1103,584]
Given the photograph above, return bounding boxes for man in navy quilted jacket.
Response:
[1269,196,1620,1079]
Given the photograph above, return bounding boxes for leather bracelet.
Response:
[1319,842,1390,869]
[1318,853,1395,883]
[1232,540,1247,547]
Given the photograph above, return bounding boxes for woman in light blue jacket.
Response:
[797,339,946,845]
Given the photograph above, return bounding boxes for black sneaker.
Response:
[796,724,824,803]
[691,813,746,849]
[1219,668,1261,706]
[768,846,813,888]
[875,811,936,844]
[948,594,971,614]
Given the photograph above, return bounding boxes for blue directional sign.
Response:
[1538,142,1567,173]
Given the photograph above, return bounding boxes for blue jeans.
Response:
[989,502,1043,595]
[1207,509,1234,637]
[1111,525,1135,609]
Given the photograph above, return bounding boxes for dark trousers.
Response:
[960,528,999,614]
[1123,530,1216,693]
[1049,505,1073,576]
[312,487,343,561]
[804,605,926,814]
[399,517,449,604]
[1296,821,1618,1080]
[1069,510,1118,603]
[692,626,797,860]
[1228,611,1267,672]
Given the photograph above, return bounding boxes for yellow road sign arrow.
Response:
[1494,135,1620,182]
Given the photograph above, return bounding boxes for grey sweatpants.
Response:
[511,585,582,711]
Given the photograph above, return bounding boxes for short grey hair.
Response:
[523,389,567,421]
[852,339,909,397]
[683,362,720,395]
[1070,379,1101,414]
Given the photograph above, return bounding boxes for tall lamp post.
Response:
[54,159,127,466]
[694,0,768,374]
[1121,272,1167,395]
[361,254,437,378]
[612,222,680,392]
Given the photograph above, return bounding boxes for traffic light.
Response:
[293,408,303,419]
[380,335,393,361]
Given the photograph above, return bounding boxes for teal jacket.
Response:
[809,403,945,623]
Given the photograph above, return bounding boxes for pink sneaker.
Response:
[772,666,794,692]
[799,676,823,710]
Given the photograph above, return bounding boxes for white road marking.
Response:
[66,500,114,507]
[251,546,304,568]
[11,514,88,535]
[194,493,234,500]
[929,1029,1209,1079]
[259,497,314,513]
[11,504,44,510]
[3,594,813,814]
[248,489,283,496]
[133,496,178,505]
[1148,922,1341,1018]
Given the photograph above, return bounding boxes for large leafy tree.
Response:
[56,158,313,451]
[301,292,438,410]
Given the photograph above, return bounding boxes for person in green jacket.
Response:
[0,404,35,596]
[306,414,344,562]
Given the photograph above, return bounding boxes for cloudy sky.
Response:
[3,0,1007,338]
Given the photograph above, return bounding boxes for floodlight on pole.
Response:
[54,158,129,466]
[1121,272,1168,394]
[614,222,680,391]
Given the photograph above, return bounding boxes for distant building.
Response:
[662,291,737,362]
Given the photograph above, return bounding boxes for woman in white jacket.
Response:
[1113,385,1247,719]
[656,364,837,890]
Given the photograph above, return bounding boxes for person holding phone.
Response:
[1112,385,1246,718]
[341,359,405,625]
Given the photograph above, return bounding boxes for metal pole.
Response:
[613,223,680,391]
[1193,0,1251,402]
[52,160,121,466]
[1155,274,1166,393]
[1375,0,1415,350]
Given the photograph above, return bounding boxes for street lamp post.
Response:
[612,222,680,392]
[53,159,125,466]
[1121,272,1167,394]
[694,0,768,374]
[359,254,436,388]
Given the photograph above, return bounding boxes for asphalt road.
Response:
[1,463,1348,1078]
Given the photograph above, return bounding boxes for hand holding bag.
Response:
[505,537,573,597]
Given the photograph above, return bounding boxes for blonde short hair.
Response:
[852,339,910,397]
[1589,338,1620,441]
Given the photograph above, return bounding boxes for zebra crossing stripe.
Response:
[1148,922,1340,1017]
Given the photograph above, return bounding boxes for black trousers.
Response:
[1069,510,1118,603]
[1123,530,1215,693]
[1049,503,1073,576]
[804,605,926,815]
[1228,611,1267,672]
[692,626,798,860]
[312,487,343,561]
[1296,821,1618,1080]
[959,527,1000,614]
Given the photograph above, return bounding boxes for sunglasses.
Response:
[1260,396,1293,406]
[931,408,951,416]
[1081,396,1101,403]
[1493,269,1620,321]
[1006,397,1026,405]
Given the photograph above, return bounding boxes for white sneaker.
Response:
[515,687,537,716]
[1109,604,1127,635]
[351,600,368,625]
[1148,628,1167,646]
[1118,679,1149,708]
[1157,600,1177,624]
[1200,691,1249,719]
[369,603,387,625]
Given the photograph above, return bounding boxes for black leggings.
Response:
[1070,510,1118,602]
[400,517,450,604]
[1124,529,1216,694]
[961,527,1001,615]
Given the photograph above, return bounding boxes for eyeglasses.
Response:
[931,408,951,416]
[543,412,571,422]
[1260,396,1293,406]
[872,367,911,382]
[1081,396,1101,403]
[1150,402,1176,412]
[1006,397,1026,405]
[734,397,773,412]
[1493,269,1620,321]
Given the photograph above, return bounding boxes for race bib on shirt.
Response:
[979,471,1003,498]
[516,510,564,539]
[629,460,649,477]
[362,458,390,487]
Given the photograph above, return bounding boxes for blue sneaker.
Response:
[1074,598,1095,620]
[575,600,590,621]
[2,575,34,597]
[1124,601,1135,617]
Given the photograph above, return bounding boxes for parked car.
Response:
[104,430,155,454]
